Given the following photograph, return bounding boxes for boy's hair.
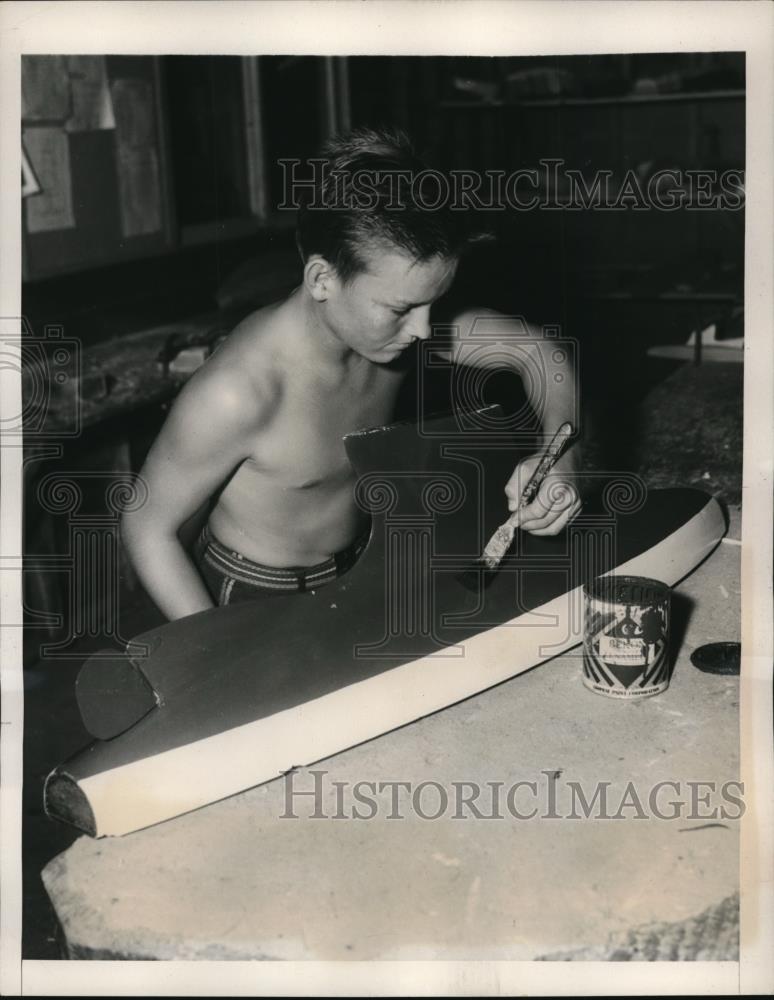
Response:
[295,127,472,283]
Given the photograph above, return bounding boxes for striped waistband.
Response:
[197,523,370,592]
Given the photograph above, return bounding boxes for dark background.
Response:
[21,52,744,957]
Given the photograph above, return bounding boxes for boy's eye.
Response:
[392,307,410,317]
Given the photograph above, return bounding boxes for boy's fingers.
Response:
[519,483,580,531]
[516,494,553,526]
[541,478,577,510]
[519,510,558,532]
[505,460,540,511]
[507,507,523,528]
[506,459,578,521]
[518,479,576,526]
[519,508,558,531]
[526,498,583,536]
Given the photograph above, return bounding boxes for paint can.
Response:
[583,575,671,699]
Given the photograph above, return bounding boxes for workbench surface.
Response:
[41,510,741,961]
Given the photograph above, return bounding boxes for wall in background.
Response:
[22,56,170,279]
[22,53,744,339]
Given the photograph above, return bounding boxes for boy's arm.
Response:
[434,307,581,535]
[121,365,269,621]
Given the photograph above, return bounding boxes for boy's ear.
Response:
[304,256,335,302]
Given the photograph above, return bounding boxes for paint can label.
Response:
[582,575,671,699]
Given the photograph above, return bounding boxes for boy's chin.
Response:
[361,344,404,363]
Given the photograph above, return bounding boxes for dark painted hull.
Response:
[45,411,726,836]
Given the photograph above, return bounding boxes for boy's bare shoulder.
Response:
[176,301,288,432]
[213,300,288,376]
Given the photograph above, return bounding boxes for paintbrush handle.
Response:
[478,421,576,570]
[514,421,574,513]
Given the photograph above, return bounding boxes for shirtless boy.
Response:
[122,129,581,620]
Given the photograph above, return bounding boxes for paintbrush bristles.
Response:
[481,522,517,569]
[468,422,575,580]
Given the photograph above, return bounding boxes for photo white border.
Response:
[1,1,771,995]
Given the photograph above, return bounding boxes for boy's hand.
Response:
[505,447,582,536]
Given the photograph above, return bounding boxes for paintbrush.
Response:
[460,422,574,588]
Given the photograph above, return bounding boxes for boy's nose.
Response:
[408,306,432,341]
